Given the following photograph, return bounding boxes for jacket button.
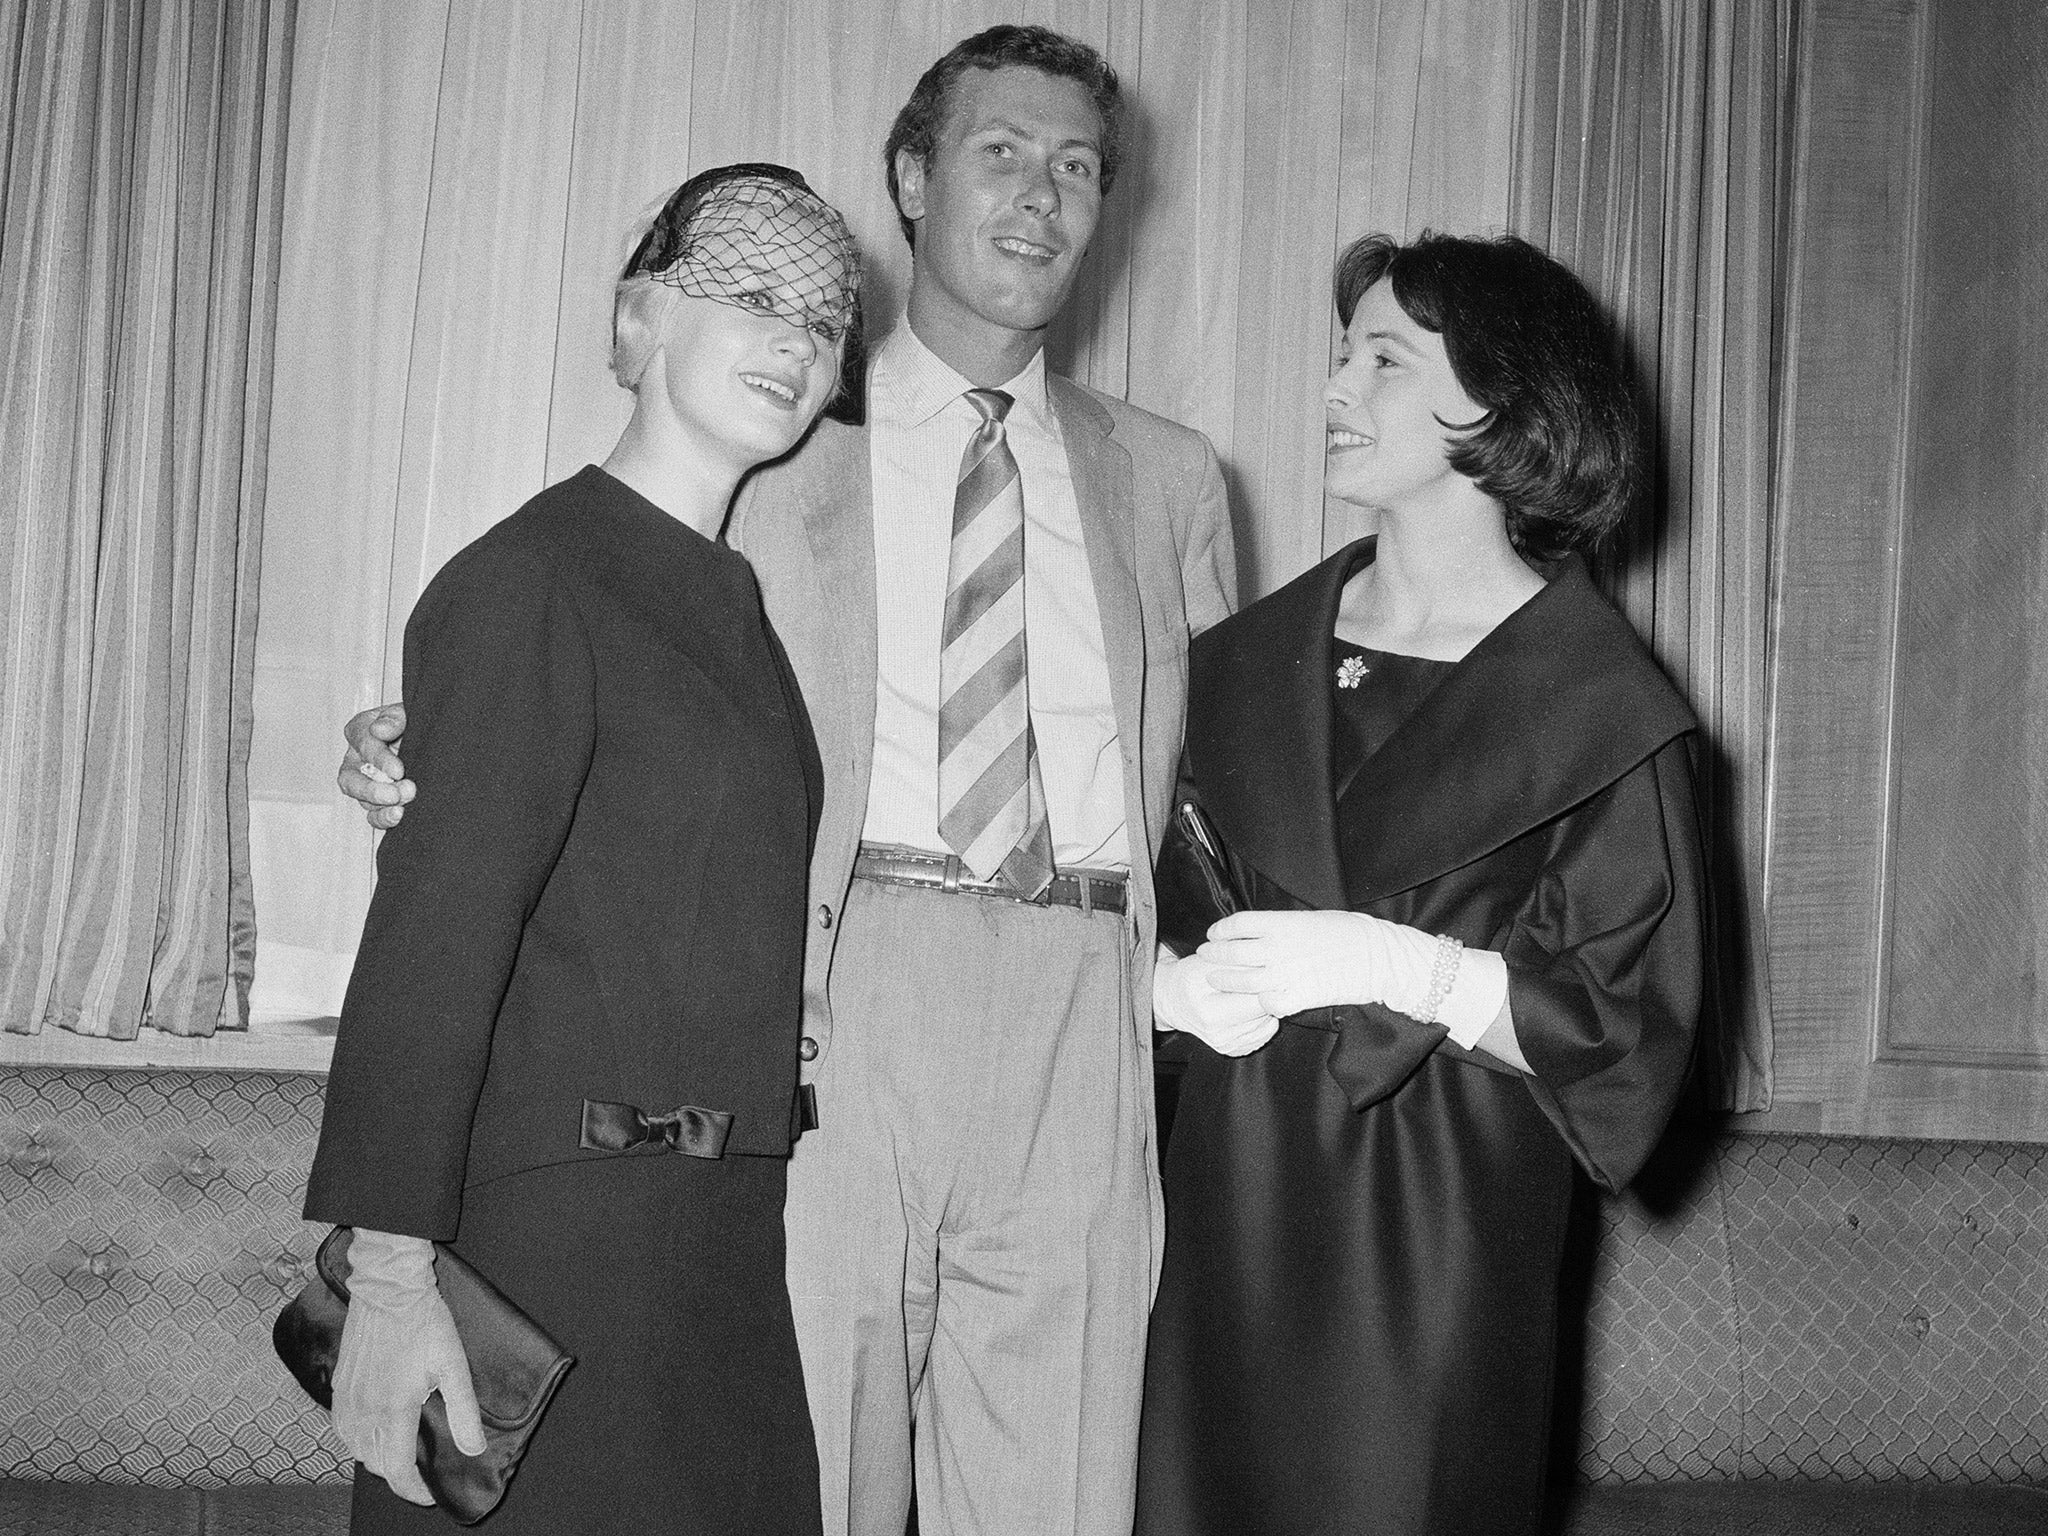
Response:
[815,904,833,929]
[798,1036,819,1062]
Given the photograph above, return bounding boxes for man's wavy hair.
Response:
[883,25,1124,249]
[1334,231,1642,562]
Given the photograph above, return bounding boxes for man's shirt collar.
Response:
[870,324,1052,434]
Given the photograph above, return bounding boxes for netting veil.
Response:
[625,170,860,340]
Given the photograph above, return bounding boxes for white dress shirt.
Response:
[862,326,1129,871]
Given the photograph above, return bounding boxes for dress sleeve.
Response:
[1504,737,1706,1192]
[305,537,597,1239]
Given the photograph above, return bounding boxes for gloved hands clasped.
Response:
[1152,948,1280,1056]
[1198,909,1508,1050]
[330,1228,487,1505]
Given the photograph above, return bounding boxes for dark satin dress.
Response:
[307,468,824,1535]
[1136,538,1707,1536]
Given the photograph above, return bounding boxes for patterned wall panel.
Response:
[0,1479,351,1536]
[1572,1131,2048,1485]
[0,1070,346,1487]
[1721,1135,2048,1483]
[5,1067,2046,1494]
[1574,1143,1745,1481]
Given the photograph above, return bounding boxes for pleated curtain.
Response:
[0,0,294,1039]
[247,0,1525,1021]
[1511,0,1790,1110]
[1,0,1792,1097]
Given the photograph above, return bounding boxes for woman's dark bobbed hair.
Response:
[1334,231,1641,562]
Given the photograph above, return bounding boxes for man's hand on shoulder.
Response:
[340,704,414,830]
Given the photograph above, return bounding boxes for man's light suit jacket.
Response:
[728,372,1237,1083]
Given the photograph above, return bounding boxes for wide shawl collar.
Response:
[1184,537,1697,1109]
[1188,535,1697,906]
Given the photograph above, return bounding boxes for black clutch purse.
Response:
[274,1227,575,1526]
[1154,797,1251,957]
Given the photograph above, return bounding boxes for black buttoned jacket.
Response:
[306,467,822,1240]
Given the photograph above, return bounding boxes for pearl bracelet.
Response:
[1418,934,1463,1024]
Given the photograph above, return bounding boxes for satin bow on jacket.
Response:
[578,1099,734,1159]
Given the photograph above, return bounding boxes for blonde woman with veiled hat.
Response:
[302,164,861,1535]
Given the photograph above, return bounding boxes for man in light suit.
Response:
[343,24,1234,1536]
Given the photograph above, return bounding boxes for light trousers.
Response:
[784,876,1161,1536]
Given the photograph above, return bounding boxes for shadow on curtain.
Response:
[0,0,295,1039]
[1511,0,1791,1110]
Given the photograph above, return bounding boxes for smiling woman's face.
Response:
[653,288,844,468]
[623,170,860,470]
[1321,279,1488,514]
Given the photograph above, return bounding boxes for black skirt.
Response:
[347,1152,819,1535]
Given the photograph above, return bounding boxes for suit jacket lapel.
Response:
[790,423,878,751]
[1049,376,1145,812]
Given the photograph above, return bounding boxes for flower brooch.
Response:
[1335,654,1370,689]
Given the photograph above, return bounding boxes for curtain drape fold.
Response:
[0,0,293,1039]
[3,0,1785,1085]
[248,0,1523,1019]
[1512,0,1789,1109]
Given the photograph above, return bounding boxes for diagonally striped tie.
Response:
[937,389,1053,896]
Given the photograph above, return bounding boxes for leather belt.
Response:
[853,843,1128,916]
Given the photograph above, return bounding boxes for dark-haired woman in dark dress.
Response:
[303,165,861,1535]
[1137,232,1707,1536]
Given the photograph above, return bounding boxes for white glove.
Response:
[1199,910,1508,1049]
[331,1229,487,1505]
[1153,947,1280,1057]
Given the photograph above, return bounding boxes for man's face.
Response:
[895,65,1105,362]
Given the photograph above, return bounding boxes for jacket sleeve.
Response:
[1504,737,1707,1192]
[305,537,596,1239]
[1179,434,1237,638]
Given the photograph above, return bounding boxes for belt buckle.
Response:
[941,853,964,894]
